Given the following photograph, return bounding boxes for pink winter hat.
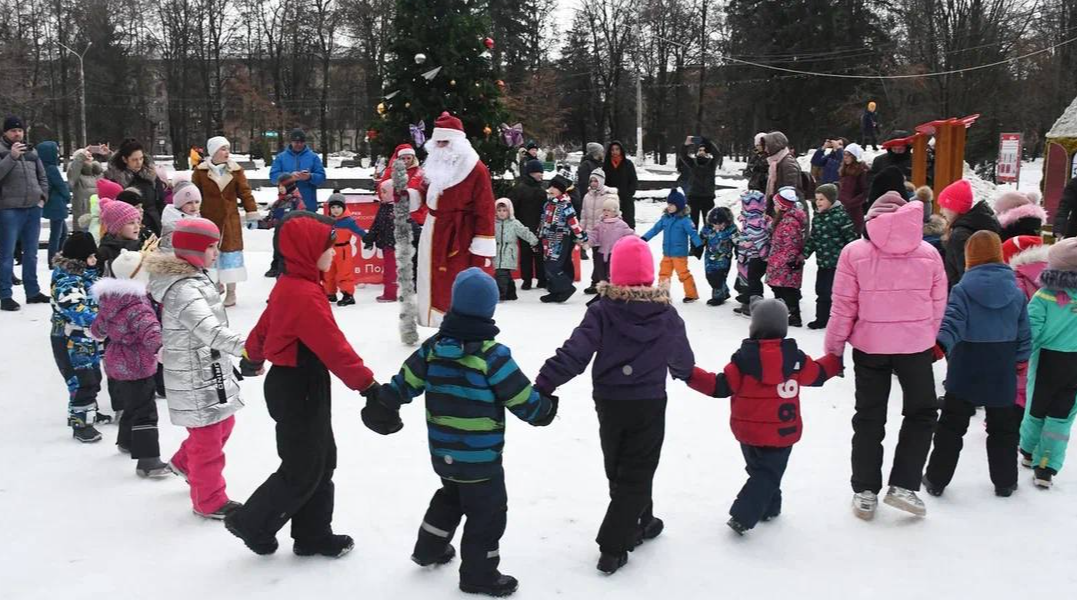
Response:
[172,218,221,268]
[96,178,123,201]
[1047,237,1077,272]
[609,235,654,286]
[938,179,974,214]
[993,191,1031,214]
[99,198,141,235]
[866,191,907,221]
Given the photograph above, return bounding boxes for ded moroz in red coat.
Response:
[245,212,375,392]
[416,112,496,327]
[688,339,841,447]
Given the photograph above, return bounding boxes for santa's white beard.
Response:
[423,138,479,209]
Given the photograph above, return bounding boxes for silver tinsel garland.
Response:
[392,158,419,345]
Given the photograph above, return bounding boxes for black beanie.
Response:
[116,189,143,207]
[62,232,98,263]
[525,159,544,174]
[548,174,572,194]
[868,166,907,204]
[3,116,24,132]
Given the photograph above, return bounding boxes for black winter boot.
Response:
[337,293,355,307]
[726,518,749,536]
[411,543,455,567]
[72,425,102,443]
[1,298,20,311]
[224,512,279,555]
[596,552,628,574]
[459,573,519,597]
[294,534,355,558]
[922,475,944,497]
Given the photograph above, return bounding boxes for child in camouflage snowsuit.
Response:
[700,206,737,306]
[50,232,106,442]
[802,184,858,329]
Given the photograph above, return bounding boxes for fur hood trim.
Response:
[597,281,671,304]
[997,203,1047,228]
[1040,268,1077,291]
[1008,244,1050,270]
[196,159,243,172]
[52,255,91,274]
[106,155,157,185]
[143,251,200,277]
[91,277,147,300]
[923,214,947,237]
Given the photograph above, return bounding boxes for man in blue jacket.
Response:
[269,129,326,212]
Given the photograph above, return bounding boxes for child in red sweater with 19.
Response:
[687,297,842,535]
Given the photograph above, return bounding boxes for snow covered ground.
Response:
[4,196,1077,599]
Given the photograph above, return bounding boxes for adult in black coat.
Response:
[744,133,769,192]
[678,135,719,229]
[603,141,638,230]
[1053,176,1077,239]
[508,161,549,289]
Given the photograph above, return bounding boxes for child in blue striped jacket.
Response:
[362,267,556,598]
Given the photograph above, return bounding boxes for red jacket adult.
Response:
[246,212,375,391]
[688,339,841,447]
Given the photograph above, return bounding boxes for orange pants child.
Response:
[659,256,698,299]
[323,242,356,296]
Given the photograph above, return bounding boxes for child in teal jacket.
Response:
[1020,238,1077,488]
[641,189,703,302]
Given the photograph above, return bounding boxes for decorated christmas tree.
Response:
[372,0,513,176]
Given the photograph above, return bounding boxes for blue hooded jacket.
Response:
[269,145,326,211]
[37,141,71,220]
[641,211,703,257]
[937,263,1031,407]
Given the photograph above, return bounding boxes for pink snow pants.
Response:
[381,247,398,300]
[170,416,235,514]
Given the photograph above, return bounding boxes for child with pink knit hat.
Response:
[96,197,144,277]
[536,235,695,575]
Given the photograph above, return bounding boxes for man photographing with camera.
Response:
[811,137,846,185]
[0,116,49,312]
[678,135,722,230]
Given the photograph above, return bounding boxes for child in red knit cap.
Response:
[937,179,1001,288]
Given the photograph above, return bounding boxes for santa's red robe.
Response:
[416,160,496,327]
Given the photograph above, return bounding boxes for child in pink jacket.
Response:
[587,198,634,286]
[1003,234,1050,416]
[825,192,947,521]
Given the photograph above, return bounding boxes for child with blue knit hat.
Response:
[362,267,557,598]
[641,188,703,302]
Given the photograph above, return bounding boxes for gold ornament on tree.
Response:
[376,102,387,115]
[483,125,493,137]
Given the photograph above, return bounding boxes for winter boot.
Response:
[294,534,355,558]
[326,293,339,303]
[459,573,519,596]
[852,490,878,520]
[921,475,944,497]
[726,518,749,536]
[520,281,532,291]
[26,292,50,304]
[787,310,803,327]
[995,483,1018,497]
[72,424,102,443]
[135,457,172,479]
[94,412,114,425]
[638,516,664,543]
[1020,449,1033,468]
[596,552,628,575]
[583,285,598,295]
[194,500,243,520]
[1,298,20,311]
[733,302,750,317]
[682,297,698,304]
[117,440,130,454]
[1033,467,1056,488]
[883,486,926,516]
[224,512,279,555]
[168,461,189,483]
[337,293,355,307]
[264,267,279,278]
[223,284,237,307]
[412,543,456,567]
[807,319,828,330]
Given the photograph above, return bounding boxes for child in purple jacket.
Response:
[91,249,168,478]
[536,235,695,576]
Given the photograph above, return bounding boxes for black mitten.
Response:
[531,394,559,427]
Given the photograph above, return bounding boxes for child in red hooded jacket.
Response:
[687,297,841,536]
[225,211,378,559]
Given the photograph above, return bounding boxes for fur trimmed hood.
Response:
[1008,244,1050,270]
[51,254,92,275]
[1040,268,1077,291]
[923,213,947,237]
[144,251,200,277]
[997,202,1047,228]
[90,277,148,301]
[597,281,671,304]
[106,154,157,187]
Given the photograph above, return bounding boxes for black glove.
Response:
[531,394,559,427]
[361,384,403,435]
[239,357,264,377]
[363,234,375,250]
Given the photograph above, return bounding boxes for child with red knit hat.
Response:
[536,235,695,575]
[937,179,1001,288]
[146,217,249,519]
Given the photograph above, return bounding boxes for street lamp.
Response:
[57,41,92,148]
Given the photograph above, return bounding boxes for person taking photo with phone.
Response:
[0,116,50,312]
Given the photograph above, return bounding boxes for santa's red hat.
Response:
[431,112,466,142]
